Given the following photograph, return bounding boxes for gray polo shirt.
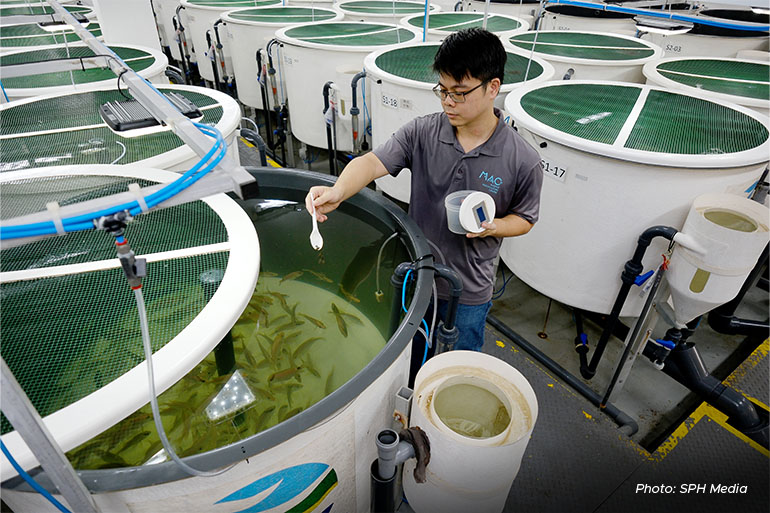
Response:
[374,109,543,305]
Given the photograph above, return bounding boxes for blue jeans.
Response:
[409,299,492,386]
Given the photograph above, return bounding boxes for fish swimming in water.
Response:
[330,303,348,337]
[280,271,303,284]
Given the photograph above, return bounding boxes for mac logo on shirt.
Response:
[478,171,502,194]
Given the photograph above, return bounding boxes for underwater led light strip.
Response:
[545,0,770,31]
[0,122,226,240]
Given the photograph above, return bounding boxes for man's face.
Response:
[436,72,500,127]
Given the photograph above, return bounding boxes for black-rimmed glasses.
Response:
[432,81,487,103]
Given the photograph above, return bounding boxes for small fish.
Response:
[260,271,279,278]
[254,386,275,401]
[268,366,302,384]
[277,405,288,422]
[256,406,276,430]
[280,271,303,284]
[292,337,323,360]
[324,366,336,395]
[303,269,333,283]
[270,332,285,360]
[299,313,326,329]
[281,407,303,422]
[302,355,320,378]
[282,330,302,344]
[271,314,288,325]
[339,284,361,304]
[250,294,274,306]
[119,430,151,452]
[272,320,304,333]
[241,342,258,368]
[268,291,290,312]
[330,303,348,337]
[341,312,363,326]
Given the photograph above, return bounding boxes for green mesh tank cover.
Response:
[284,23,417,46]
[228,6,338,23]
[0,89,221,171]
[185,0,280,7]
[375,44,545,83]
[0,22,102,50]
[508,32,655,61]
[0,175,229,436]
[656,59,770,102]
[519,83,769,153]
[0,46,156,89]
[0,4,91,16]
[339,1,435,15]
[406,12,522,32]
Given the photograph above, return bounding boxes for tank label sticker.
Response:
[541,158,567,183]
[215,462,338,512]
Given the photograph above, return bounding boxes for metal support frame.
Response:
[1,358,99,512]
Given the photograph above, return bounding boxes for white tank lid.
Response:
[504,80,770,167]
[506,30,662,64]
[276,21,420,51]
[222,5,341,25]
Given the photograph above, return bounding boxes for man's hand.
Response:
[466,221,497,238]
[305,186,345,223]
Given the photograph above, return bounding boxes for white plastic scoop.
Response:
[310,200,323,251]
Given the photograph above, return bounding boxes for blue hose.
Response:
[0,441,72,513]
[0,79,9,102]
[403,269,431,363]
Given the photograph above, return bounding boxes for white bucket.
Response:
[667,193,770,327]
[403,351,538,513]
[445,190,473,234]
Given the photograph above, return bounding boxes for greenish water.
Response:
[433,383,511,439]
[65,198,411,470]
[704,209,757,233]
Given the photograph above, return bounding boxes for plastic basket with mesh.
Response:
[507,31,658,61]
[506,81,770,165]
[371,42,547,85]
[647,57,770,104]
[0,44,167,94]
[224,6,339,24]
[404,11,526,34]
[0,164,259,481]
[0,84,239,173]
[279,21,418,48]
[0,22,103,52]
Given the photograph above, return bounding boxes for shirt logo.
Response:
[478,171,503,194]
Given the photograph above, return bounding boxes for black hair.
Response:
[432,28,506,84]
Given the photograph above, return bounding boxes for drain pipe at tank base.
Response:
[389,261,461,353]
[256,50,275,151]
[487,314,639,436]
[578,225,679,380]
[205,30,222,91]
[322,81,338,176]
[164,65,185,84]
[239,128,268,167]
[350,71,366,153]
[642,330,769,449]
[707,243,769,338]
[266,39,282,109]
[371,428,430,513]
[213,20,231,92]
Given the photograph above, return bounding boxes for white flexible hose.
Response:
[134,287,235,477]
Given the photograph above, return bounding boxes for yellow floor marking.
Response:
[496,340,505,348]
[651,339,769,461]
[240,136,255,148]
[582,411,593,420]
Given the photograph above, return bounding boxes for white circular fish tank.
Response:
[463,0,542,26]
[638,8,770,58]
[502,80,770,317]
[336,0,440,23]
[0,18,103,56]
[538,3,638,34]
[0,44,169,100]
[275,21,421,152]
[365,41,554,202]
[0,84,241,173]
[0,167,435,513]
[0,3,96,25]
[181,0,282,83]
[643,56,770,117]
[401,11,529,41]
[222,5,344,109]
[505,30,662,83]
[0,163,260,485]
[154,0,187,61]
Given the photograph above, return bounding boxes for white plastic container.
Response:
[276,21,421,152]
[364,41,553,202]
[501,80,770,317]
[506,30,663,83]
[181,0,282,83]
[403,351,538,513]
[445,190,473,234]
[336,0,440,23]
[222,5,343,109]
[0,44,169,100]
[400,10,529,41]
[667,193,770,327]
[638,8,770,58]
[154,0,185,60]
[643,56,770,117]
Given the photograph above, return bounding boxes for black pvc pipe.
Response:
[708,244,769,338]
[239,128,268,167]
[323,81,336,176]
[256,50,275,152]
[581,225,678,379]
[164,66,185,85]
[370,460,396,513]
[172,17,189,83]
[487,314,639,435]
[213,20,228,85]
[205,30,222,91]
[174,5,193,77]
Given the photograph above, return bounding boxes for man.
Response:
[305,28,543,373]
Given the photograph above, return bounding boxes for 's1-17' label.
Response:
[541,158,567,182]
